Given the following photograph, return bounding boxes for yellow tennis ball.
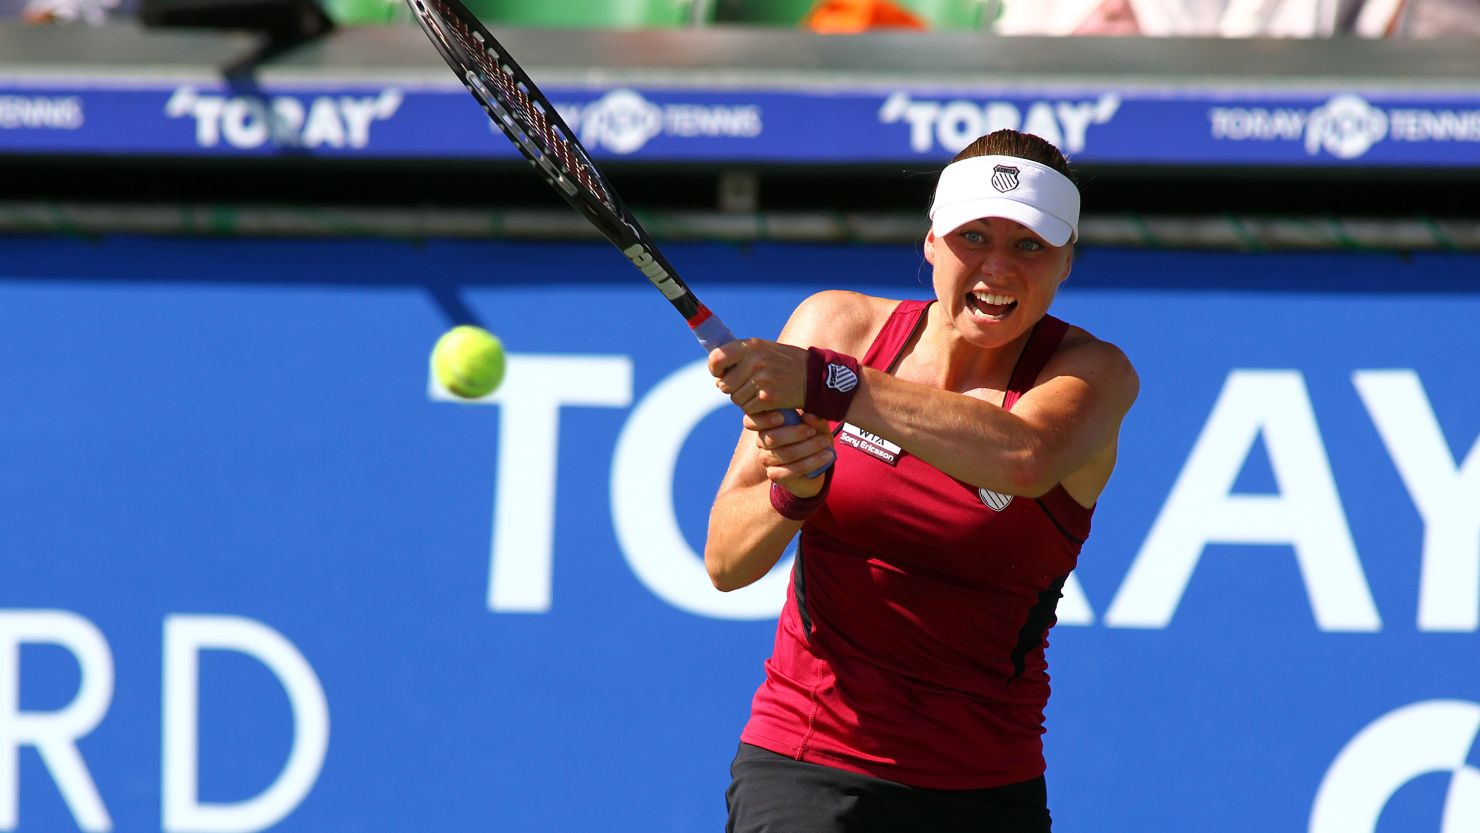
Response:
[432,325,506,399]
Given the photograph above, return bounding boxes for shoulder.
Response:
[1047,322,1140,407]
[779,290,901,357]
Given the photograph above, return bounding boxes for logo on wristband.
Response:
[825,363,858,393]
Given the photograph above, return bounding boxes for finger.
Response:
[768,447,837,483]
[755,422,818,451]
[800,412,833,432]
[715,373,738,396]
[742,410,789,432]
[731,379,769,411]
[706,340,746,378]
[723,378,747,401]
[740,386,783,415]
[758,432,832,468]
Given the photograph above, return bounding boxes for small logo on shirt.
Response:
[991,165,1020,193]
[825,363,858,393]
[838,422,901,466]
[978,488,1014,511]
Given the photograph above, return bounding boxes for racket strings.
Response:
[421,0,616,214]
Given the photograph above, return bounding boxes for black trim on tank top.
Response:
[1035,498,1085,545]
[1008,574,1067,683]
[791,539,812,636]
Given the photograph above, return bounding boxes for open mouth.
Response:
[966,290,1017,319]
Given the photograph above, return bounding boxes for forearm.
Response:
[705,480,804,592]
[846,367,1047,495]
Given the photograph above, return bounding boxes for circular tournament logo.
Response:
[1310,699,1480,833]
[1305,94,1388,160]
[577,88,662,155]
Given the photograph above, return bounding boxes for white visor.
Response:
[929,155,1080,247]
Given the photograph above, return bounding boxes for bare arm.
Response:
[703,410,832,591]
[702,291,883,591]
[845,337,1139,498]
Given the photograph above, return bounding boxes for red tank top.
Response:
[739,299,1094,789]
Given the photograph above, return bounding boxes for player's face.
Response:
[924,217,1073,349]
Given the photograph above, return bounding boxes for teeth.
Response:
[972,291,1016,306]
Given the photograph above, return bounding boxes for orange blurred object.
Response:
[1072,0,1141,36]
[806,0,928,33]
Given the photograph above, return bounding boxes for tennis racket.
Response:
[406,0,814,433]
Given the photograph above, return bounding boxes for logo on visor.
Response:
[991,165,1020,193]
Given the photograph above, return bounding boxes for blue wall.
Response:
[2,235,1477,833]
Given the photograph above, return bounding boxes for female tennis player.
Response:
[705,129,1139,833]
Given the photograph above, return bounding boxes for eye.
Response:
[960,230,986,244]
[1017,237,1045,252]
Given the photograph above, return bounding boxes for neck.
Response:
[915,304,1036,393]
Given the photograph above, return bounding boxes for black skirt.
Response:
[726,743,1053,833]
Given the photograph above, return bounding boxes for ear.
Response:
[1059,248,1074,284]
[923,230,937,265]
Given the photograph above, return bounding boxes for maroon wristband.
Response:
[769,468,834,521]
[805,347,862,420]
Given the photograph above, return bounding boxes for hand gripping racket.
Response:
[407,0,817,438]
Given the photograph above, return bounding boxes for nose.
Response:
[976,241,1014,277]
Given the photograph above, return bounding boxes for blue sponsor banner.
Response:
[1,235,1478,833]
[1,76,1479,165]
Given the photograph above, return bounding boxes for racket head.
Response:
[406,0,704,319]
[406,0,816,463]
[408,0,609,203]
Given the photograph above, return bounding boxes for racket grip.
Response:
[691,314,737,354]
[692,313,831,478]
